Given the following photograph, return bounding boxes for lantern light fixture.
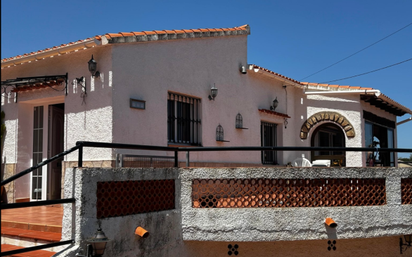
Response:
[76,228,109,257]
[208,84,218,100]
[88,55,100,78]
[270,97,279,111]
[400,234,412,254]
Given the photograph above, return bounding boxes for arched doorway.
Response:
[311,123,346,166]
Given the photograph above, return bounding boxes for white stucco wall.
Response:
[1,46,114,200]
[109,36,306,165]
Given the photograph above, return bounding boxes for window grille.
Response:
[168,92,201,145]
[216,124,224,141]
[236,113,243,128]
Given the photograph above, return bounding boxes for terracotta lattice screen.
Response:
[192,178,386,208]
[401,178,412,204]
[96,180,175,219]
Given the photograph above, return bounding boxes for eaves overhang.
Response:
[1,38,100,69]
[98,25,250,45]
[302,82,412,117]
[248,64,303,88]
[361,93,412,117]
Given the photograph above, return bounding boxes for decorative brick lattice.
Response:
[401,178,412,205]
[97,180,175,218]
[192,178,386,208]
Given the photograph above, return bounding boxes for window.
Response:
[167,92,201,145]
[312,124,344,156]
[364,120,395,167]
[32,106,44,200]
[235,113,243,128]
[311,124,345,167]
[261,122,277,164]
[216,124,224,141]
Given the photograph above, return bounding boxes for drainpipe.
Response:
[304,89,381,96]
[397,116,412,126]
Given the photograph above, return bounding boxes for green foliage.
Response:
[399,154,412,162]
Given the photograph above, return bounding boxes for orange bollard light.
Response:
[135,226,149,238]
[325,217,338,228]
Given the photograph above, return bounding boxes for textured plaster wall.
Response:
[57,167,411,257]
[181,167,412,242]
[0,46,114,200]
[297,93,363,166]
[58,167,183,257]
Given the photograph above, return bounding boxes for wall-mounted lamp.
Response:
[284,118,288,129]
[270,97,279,111]
[324,217,337,228]
[88,55,100,78]
[400,234,412,254]
[135,226,150,238]
[76,228,110,257]
[208,84,218,100]
[240,65,247,74]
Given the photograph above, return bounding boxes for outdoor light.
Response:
[240,65,247,74]
[208,84,218,100]
[324,217,337,228]
[400,234,412,254]
[77,228,110,257]
[270,97,279,111]
[88,55,100,78]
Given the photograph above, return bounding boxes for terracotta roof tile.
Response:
[144,31,156,35]
[153,30,167,34]
[258,109,291,118]
[132,32,145,36]
[250,64,302,85]
[120,32,134,37]
[2,25,250,65]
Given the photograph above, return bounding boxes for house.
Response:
[1,24,412,204]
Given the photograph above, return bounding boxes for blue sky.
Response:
[1,0,411,157]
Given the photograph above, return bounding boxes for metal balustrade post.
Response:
[78,145,83,167]
[186,151,190,167]
[174,150,178,167]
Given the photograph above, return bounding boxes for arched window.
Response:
[235,113,243,129]
[216,124,224,141]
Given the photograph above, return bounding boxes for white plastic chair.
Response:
[292,157,312,167]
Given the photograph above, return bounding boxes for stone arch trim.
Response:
[300,112,355,139]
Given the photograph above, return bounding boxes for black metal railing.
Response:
[0,146,80,256]
[1,141,411,256]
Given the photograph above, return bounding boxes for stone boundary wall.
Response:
[56,167,411,256]
[181,167,412,241]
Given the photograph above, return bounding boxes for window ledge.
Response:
[168,143,202,147]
